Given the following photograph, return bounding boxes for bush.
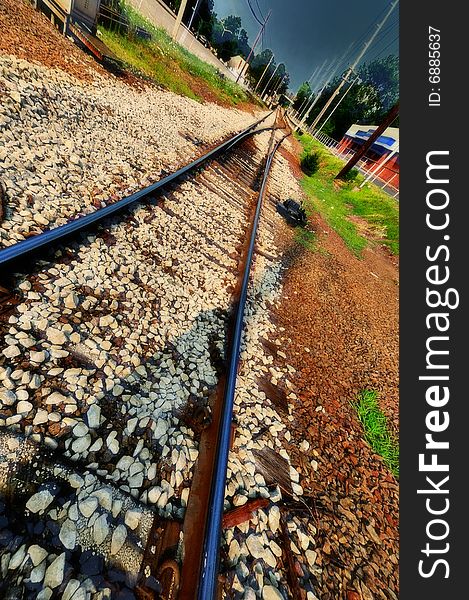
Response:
[342,167,359,182]
[300,151,320,176]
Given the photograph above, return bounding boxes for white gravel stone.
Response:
[262,586,284,600]
[246,534,277,568]
[228,539,241,564]
[85,404,102,429]
[0,390,16,405]
[106,432,119,454]
[8,544,26,570]
[30,561,46,584]
[124,508,141,530]
[305,549,318,567]
[29,351,46,363]
[93,514,109,545]
[71,434,91,454]
[110,524,127,555]
[33,409,49,425]
[45,392,68,405]
[59,519,76,550]
[79,496,98,518]
[93,488,113,511]
[28,545,48,567]
[64,293,79,309]
[2,345,20,358]
[16,400,33,414]
[268,506,280,534]
[26,490,54,514]
[233,494,248,507]
[46,327,67,345]
[43,552,66,589]
[147,486,162,504]
[73,422,89,437]
[62,579,80,600]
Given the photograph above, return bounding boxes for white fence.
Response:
[288,113,399,201]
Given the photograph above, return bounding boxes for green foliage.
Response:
[353,390,399,478]
[359,55,399,113]
[295,227,316,251]
[342,167,359,182]
[305,56,398,139]
[300,152,320,176]
[295,132,399,256]
[99,4,251,106]
[293,81,312,111]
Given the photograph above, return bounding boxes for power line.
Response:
[309,0,399,131]
[369,34,399,61]
[245,0,264,27]
[254,0,266,22]
[331,2,399,74]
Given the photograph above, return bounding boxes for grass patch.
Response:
[295,227,316,250]
[99,3,253,106]
[353,389,399,478]
[295,132,399,256]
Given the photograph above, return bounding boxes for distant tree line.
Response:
[160,0,290,94]
[294,55,399,139]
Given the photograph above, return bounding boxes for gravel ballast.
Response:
[0,53,263,248]
[0,3,399,596]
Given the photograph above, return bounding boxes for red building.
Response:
[338,124,399,187]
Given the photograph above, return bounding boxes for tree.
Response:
[358,55,399,113]
[237,28,251,58]
[293,81,312,111]
[192,0,216,39]
[263,63,288,96]
[222,15,241,38]
[303,56,398,139]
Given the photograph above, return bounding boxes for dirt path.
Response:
[272,144,399,599]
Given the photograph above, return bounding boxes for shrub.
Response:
[300,151,320,176]
[342,167,359,182]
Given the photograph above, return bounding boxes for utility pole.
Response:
[315,75,360,134]
[260,61,281,97]
[297,90,314,118]
[270,74,286,103]
[186,0,202,32]
[268,73,287,106]
[179,0,202,45]
[236,9,272,83]
[254,54,274,92]
[335,102,399,179]
[172,0,189,41]
[310,0,398,131]
[295,57,341,131]
[307,57,328,93]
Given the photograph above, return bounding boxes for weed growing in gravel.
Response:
[295,133,399,256]
[353,389,399,478]
[99,3,254,107]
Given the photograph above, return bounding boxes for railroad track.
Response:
[0,109,320,600]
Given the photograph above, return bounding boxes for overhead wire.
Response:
[369,34,399,61]
[245,0,265,27]
[254,0,266,22]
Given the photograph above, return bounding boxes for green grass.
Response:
[295,132,399,257]
[295,227,316,250]
[353,389,399,478]
[99,3,253,106]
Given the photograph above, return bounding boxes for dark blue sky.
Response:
[212,0,399,91]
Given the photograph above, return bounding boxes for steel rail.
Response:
[0,113,274,270]
[196,130,291,600]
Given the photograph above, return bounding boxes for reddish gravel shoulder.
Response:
[273,146,399,599]
[0,0,106,80]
